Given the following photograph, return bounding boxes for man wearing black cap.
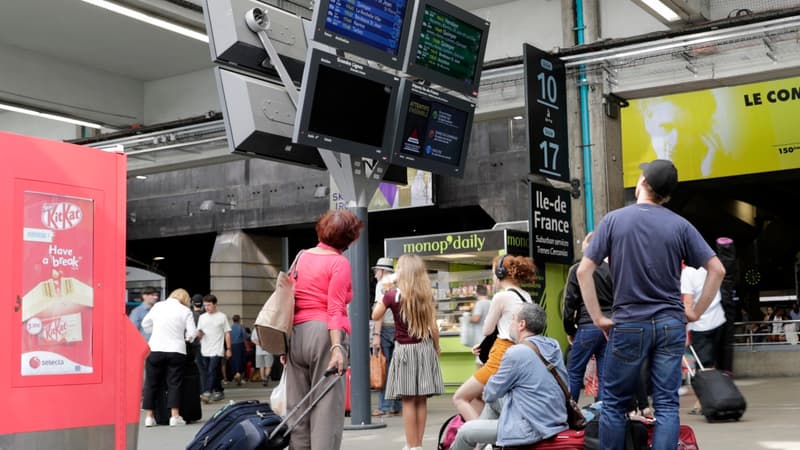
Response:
[576,159,725,450]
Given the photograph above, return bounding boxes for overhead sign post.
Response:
[524,44,569,182]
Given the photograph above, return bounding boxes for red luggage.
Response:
[646,424,699,450]
[495,429,584,450]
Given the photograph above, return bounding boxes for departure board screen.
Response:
[412,4,484,92]
[392,82,475,177]
[323,0,409,56]
[398,92,468,166]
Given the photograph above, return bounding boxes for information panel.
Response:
[524,44,569,182]
[406,0,489,98]
[415,7,480,83]
[315,0,413,69]
[393,82,475,177]
[325,0,407,54]
[529,183,573,265]
[400,92,467,163]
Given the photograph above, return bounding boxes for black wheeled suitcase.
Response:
[689,345,746,422]
[186,368,340,450]
[155,353,203,425]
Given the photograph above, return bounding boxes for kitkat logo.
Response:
[41,202,83,230]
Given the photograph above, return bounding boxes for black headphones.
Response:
[494,254,509,280]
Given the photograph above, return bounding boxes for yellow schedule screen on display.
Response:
[621,76,800,187]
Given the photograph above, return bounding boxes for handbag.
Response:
[477,329,498,364]
[522,339,587,430]
[270,371,287,416]
[254,251,304,355]
[369,348,387,390]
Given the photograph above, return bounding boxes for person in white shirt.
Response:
[140,288,197,427]
[681,265,726,369]
[196,294,232,402]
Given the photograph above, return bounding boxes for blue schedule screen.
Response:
[324,0,408,55]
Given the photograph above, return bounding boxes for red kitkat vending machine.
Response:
[0,132,149,449]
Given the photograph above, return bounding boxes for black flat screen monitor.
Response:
[405,0,490,98]
[391,81,475,178]
[295,49,400,161]
[313,0,414,70]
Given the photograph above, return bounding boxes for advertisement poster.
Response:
[330,167,434,212]
[21,192,94,376]
[621,75,800,186]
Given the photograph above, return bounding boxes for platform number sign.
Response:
[524,44,569,182]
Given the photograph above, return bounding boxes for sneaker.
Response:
[201,391,211,403]
[169,416,186,427]
[211,391,225,401]
[234,373,242,386]
[144,416,156,427]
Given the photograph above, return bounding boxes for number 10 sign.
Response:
[523,44,569,182]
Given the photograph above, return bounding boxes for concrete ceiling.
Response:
[449,0,518,10]
[0,0,510,83]
[0,0,212,81]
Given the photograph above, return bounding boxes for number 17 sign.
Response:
[523,44,569,182]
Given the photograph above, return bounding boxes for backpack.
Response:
[438,414,465,450]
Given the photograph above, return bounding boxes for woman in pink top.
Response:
[286,210,363,450]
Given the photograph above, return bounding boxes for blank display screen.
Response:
[308,65,392,148]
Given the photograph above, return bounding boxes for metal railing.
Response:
[733,319,800,350]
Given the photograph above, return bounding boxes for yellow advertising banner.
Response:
[621,76,800,187]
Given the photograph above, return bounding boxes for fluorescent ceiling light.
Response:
[80,0,209,43]
[0,102,103,129]
[512,115,524,120]
[135,175,148,180]
[641,0,682,22]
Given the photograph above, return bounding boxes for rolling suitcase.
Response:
[186,368,340,450]
[689,345,746,422]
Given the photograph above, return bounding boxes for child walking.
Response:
[372,254,444,450]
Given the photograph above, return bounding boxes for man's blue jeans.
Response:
[377,326,402,413]
[198,355,223,394]
[567,324,606,402]
[600,315,685,450]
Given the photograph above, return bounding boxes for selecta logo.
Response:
[41,202,83,230]
[29,356,40,369]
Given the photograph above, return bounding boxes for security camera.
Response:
[245,7,270,32]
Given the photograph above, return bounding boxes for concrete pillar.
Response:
[209,230,282,326]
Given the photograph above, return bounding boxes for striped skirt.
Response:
[384,338,445,399]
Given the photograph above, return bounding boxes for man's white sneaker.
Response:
[169,416,186,427]
[144,416,156,427]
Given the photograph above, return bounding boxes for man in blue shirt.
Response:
[577,159,725,450]
[450,303,568,450]
[129,286,159,341]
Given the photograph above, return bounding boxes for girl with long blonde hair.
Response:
[372,254,444,450]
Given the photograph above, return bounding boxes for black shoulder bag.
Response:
[477,288,529,364]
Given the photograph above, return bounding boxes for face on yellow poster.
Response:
[621,76,800,187]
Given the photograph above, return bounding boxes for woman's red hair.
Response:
[316,210,364,251]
